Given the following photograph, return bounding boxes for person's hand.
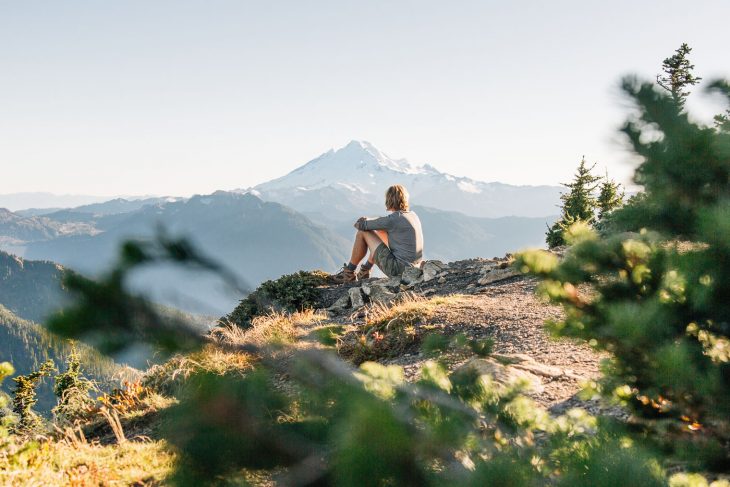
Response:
[354,217,366,229]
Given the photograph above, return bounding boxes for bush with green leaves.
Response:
[221,270,329,329]
[518,76,730,471]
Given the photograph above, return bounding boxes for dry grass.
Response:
[339,294,466,364]
[0,436,175,486]
[143,346,254,396]
[212,309,326,347]
[145,310,324,396]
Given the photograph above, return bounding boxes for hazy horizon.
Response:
[2,1,728,197]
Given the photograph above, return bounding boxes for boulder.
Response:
[369,284,398,305]
[477,267,519,286]
[422,260,447,282]
[384,277,403,290]
[401,266,423,285]
[491,353,535,365]
[491,353,582,380]
[453,357,543,393]
[327,293,351,313]
[348,287,365,308]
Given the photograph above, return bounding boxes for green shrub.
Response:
[221,270,329,328]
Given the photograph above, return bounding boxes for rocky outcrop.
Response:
[322,254,520,314]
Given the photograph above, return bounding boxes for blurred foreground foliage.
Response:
[36,231,674,485]
[518,77,730,472]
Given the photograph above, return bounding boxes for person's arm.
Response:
[355,214,392,231]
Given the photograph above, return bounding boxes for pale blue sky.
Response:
[1,1,727,196]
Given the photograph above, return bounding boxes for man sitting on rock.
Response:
[332,184,423,283]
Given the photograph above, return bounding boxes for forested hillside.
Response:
[0,250,68,323]
[0,304,124,413]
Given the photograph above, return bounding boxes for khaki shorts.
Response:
[373,243,406,278]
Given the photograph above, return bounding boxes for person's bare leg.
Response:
[349,230,369,266]
[361,230,384,264]
[366,230,389,265]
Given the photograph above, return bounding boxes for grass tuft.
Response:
[339,294,465,365]
[143,346,254,396]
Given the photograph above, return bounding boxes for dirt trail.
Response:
[308,262,613,416]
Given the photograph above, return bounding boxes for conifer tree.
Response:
[711,81,730,133]
[11,360,55,433]
[596,173,625,221]
[0,362,14,438]
[53,344,94,423]
[520,76,730,471]
[546,157,602,248]
[656,43,702,109]
[716,112,730,133]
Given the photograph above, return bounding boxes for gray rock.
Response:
[401,266,423,285]
[360,282,372,296]
[348,287,365,308]
[479,262,499,275]
[512,362,565,379]
[477,267,519,286]
[491,353,534,365]
[422,260,446,282]
[384,277,402,290]
[369,284,397,305]
[327,293,351,313]
[437,276,447,284]
[491,353,584,380]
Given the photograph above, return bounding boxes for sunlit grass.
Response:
[0,437,175,486]
[339,294,466,364]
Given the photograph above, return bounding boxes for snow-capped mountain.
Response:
[248,140,561,219]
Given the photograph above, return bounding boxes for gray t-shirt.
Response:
[355,211,423,267]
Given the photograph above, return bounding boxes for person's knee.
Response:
[362,231,382,249]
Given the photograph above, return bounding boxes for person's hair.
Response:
[385,185,409,211]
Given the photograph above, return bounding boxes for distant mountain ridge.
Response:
[0,208,63,242]
[24,192,350,314]
[0,208,97,257]
[0,193,146,212]
[249,140,561,219]
[2,141,557,315]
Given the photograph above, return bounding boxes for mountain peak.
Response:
[335,140,422,174]
[253,140,456,198]
[254,141,429,194]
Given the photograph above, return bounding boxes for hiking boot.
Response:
[331,264,356,284]
[356,266,371,280]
